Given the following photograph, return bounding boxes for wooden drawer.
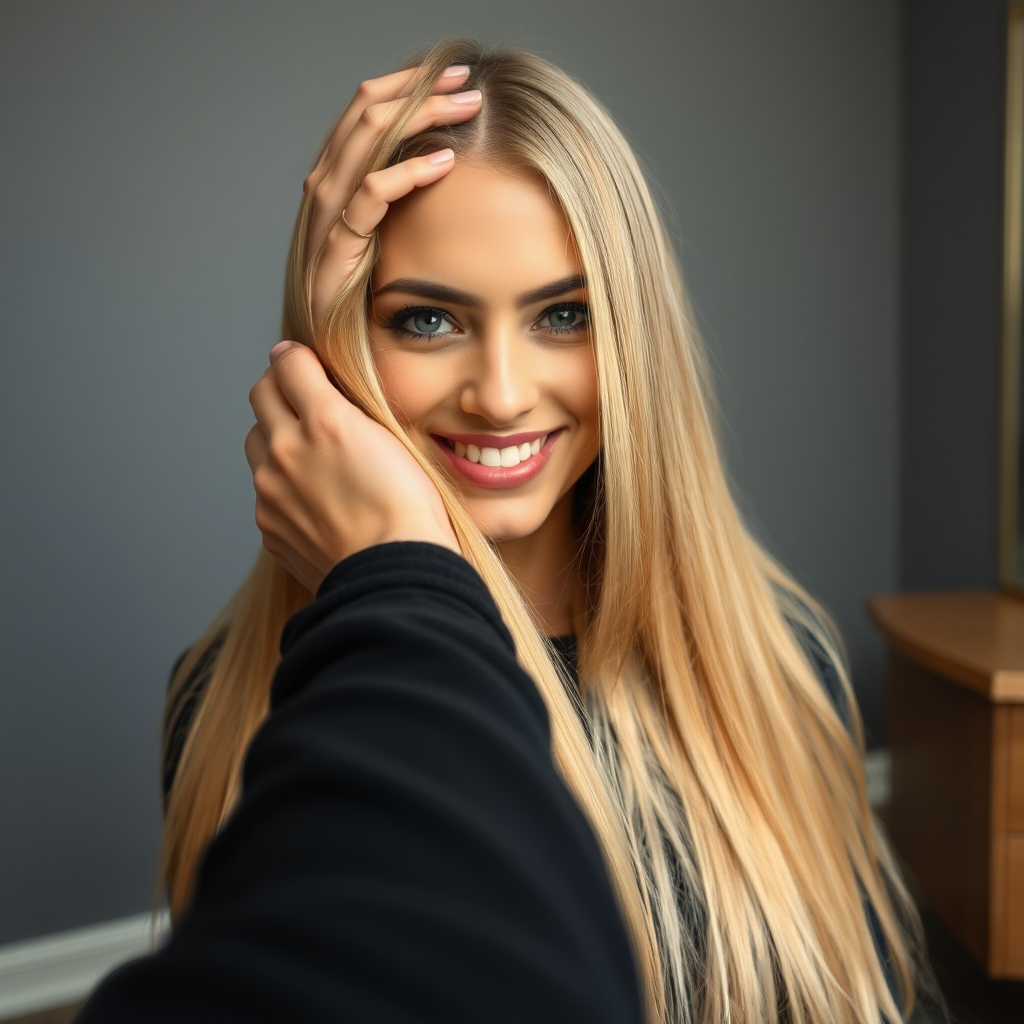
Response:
[870,591,1024,979]
[1011,707,1024,833]
[1004,708,1024,973]
[1010,836,1024,975]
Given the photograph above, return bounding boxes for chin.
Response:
[466,500,552,543]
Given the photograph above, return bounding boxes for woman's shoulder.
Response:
[163,632,227,806]
[777,589,850,729]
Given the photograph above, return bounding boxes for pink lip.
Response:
[437,428,551,449]
[433,429,564,489]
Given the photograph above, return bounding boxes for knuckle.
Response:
[308,411,342,447]
[243,433,259,465]
[312,180,332,208]
[267,432,296,468]
[360,172,384,200]
[254,501,272,532]
[251,464,273,499]
[359,104,385,129]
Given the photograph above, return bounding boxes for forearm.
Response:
[78,542,642,1024]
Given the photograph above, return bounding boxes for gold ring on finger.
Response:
[340,208,374,239]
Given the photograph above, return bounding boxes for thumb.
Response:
[270,343,342,422]
[270,340,301,363]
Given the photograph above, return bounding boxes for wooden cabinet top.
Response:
[868,592,1024,702]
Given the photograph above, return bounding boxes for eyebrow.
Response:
[372,274,586,310]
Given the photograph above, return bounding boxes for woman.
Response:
[163,39,927,1024]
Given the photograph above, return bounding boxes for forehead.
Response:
[373,161,581,297]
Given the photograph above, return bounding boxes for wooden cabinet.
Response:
[869,593,1024,978]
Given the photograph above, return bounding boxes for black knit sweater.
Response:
[77,543,643,1024]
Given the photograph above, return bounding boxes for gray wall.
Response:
[0,0,901,944]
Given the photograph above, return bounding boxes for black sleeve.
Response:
[77,543,643,1024]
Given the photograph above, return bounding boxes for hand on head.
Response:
[304,63,481,320]
[245,64,479,589]
[245,341,460,593]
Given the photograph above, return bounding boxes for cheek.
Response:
[371,347,449,428]
[558,346,600,437]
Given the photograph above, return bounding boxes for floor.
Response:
[912,907,1024,1024]
[5,1006,82,1024]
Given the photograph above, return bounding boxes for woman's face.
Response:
[369,161,600,542]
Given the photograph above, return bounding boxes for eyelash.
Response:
[383,302,590,340]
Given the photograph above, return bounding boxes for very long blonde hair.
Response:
[162,40,925,1024]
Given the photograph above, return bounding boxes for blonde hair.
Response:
[162,40,925,1024]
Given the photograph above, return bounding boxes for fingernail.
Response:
[443,65,470,78]
[449,89,481,105]
[270,340,298,362]
[427,148,455,164]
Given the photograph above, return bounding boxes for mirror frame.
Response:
[1000,0,1024,593]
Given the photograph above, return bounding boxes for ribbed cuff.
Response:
[280,542,513,659]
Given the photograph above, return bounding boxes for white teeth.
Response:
[500,445,521,467]
[449,433,551,466]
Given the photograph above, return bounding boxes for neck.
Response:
[495,489,582,638]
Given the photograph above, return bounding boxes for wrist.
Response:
[315,528,459,592]
[375,495,461,557]
[373,521,461,556]
[319,501,462,578]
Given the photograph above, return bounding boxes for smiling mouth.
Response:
[436,434,550,468]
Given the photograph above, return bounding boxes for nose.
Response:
[459,330,539,426]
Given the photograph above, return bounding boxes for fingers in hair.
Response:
[304,65,470,198]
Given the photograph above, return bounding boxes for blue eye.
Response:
[539,303,589,334]
[407,310,454,335]
[388,307,458,338]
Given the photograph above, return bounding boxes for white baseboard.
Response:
[0,911,169,1021]
[864,748,891,808]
